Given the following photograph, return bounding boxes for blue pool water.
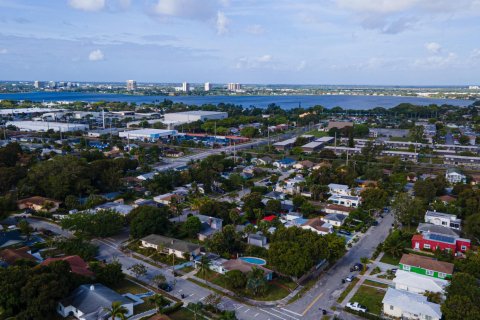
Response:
[240,257,267,266]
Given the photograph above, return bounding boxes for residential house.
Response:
[264,191,286,201]
[272,158,296,169]
[254,156,272,166]
[324,204,355,216]
[301,217,333,235]
[438,195,456,205]
[325,121,353,131]
[136,172,157,181]
[411,232,470,254]
[322,213,347,227]
[17,196,61,213]
[42,255,94,277]
[328,194,361,208]
[153,193,184,206]
[164,149,184,157]
[0,230,25,248]
[393,270,448,295]
[0,247,36,266]
[221,259,273,280]
[196,215,223,241]
[275,175,305,195]
[140,234,201,260]
[445,168,467,184]
[247,233,268,248]
[417,223,460,237]
[424,211,461,230]
[282,211,303,221]
[94,201,133,216]
[399,254,454,280]
[328,183,351,196]
[382,288,442,320]
[57,283,134,320]
[312,162,332,170]
[293,160,314,170]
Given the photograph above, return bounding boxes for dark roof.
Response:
[417,223,460,237]
[399,254,454,274]
[17,196,60,206]
[60,284,131,320]
[0,230,24,248]
[141,234,201,253]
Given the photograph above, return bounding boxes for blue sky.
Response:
[0,0,480,85]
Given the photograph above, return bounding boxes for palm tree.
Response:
[188,302,203,320]
[219,310,237,320]
[149,294,170,313]
[198,255,211,283]
[360,257,369,272]
[103,301,129,320]
[246,267,267,296]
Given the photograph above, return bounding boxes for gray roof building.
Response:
[140,234,201,253]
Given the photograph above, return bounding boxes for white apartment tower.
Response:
[126,80,137,91]
[204,82,212,91]
[182,82,190,92]
[227,83,241,91]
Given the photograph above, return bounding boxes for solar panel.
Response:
[429,233,455,244]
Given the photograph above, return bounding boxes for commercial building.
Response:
[6,121,88,132]
[442,155,480,167]
[33,80,44,89]
[204,82,212,91]
[227,83,241,91]
[273,138,297,151]
[301,141,324,153]
[119,129,177,142]
[182,82,190,92]
[126,80,137,91]
[163,111,228,123]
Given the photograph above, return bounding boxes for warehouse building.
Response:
[273,138,297,151]
[6,121,88,132]
[163,111,228,123]
[119,129,177,142]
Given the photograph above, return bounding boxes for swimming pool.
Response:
[239,257,267,266]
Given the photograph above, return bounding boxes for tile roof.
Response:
[42,255,94,277]
[0,247,36,265]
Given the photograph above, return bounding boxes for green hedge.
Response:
[162,302,184,315]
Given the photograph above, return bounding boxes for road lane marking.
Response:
[280,308,303,317]
[244,309,250,313]
[271,309,300,320]
[261,309,287,320]
[254,313,259,317]
[301,292,324,316]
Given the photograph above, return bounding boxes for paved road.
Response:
[281,212,394,319]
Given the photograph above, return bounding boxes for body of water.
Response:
[0,92,473,109]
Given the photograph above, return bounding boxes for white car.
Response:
[346,302,367,313]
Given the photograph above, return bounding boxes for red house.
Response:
[412,233,471,254]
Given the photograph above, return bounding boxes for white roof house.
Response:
[445,168,467,184]
[382,288,442,320]
[119,129,177,141]
[328,194,361,208]
[328,183,351,196]
[424,210,461,231]
[393,270,448,295]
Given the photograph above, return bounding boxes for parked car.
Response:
[350,263,363,272]
[338,230,352,236]
[346,302,367,313]
[345,275,356,282]
[158,283,173,292]
[391,268,398,274]
[372,221,379,226]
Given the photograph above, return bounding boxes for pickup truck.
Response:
[346,302,367,313]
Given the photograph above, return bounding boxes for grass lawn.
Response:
[350,285,386,315]
[112,278,150,295]
[364,279,389,289]
[274,277,298,291]
[380,253,401,266]
[336,278,359,303]
[169,308,207,320]
[181,266,195,273]
[134,300,156,314]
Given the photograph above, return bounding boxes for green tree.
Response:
[225,270,247,290]
[187,302,203,320]
[391,193,426,228]
[149,294,170,313]
[183,216,202,238]
[442,273,480,320]
[382,230,406,258]
[360,188,388,210]
[17,219,33,241]
[204,293,222,313]
[152,274,167,287]
[265,199,281,214]
[198,255,211,283]
[128,263,147,279]
[246,267,267,296]
[128,206,172,239]
[60,210,124,237]
[464,214,480,244]
[103,301,130,320]
[89,260,124,286]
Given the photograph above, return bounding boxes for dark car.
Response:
[338,230,352,236]
[372,221,379,226]
[158,283,173,292]
[350,263,363,272]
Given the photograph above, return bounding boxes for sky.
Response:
[0,0,480,85]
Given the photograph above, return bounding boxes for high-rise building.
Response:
[204,82,212,91]
[227,83,241,91]
[33,81,43,89]
[182,82,190,92]
[48,81,57,89]
[126,80,137,91]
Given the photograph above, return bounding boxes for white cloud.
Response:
[0,48,7,54]
[413,52,457,68]
[471,48,480,59]
[152,0,219,20]
[236,55,274,69]
[216,11,229,35]
[336,0,418,14]
[246,24,265,35]
[296,60,307,71]
[88,49,104,61]
[425,42,442,54]
[68,0,106,12]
